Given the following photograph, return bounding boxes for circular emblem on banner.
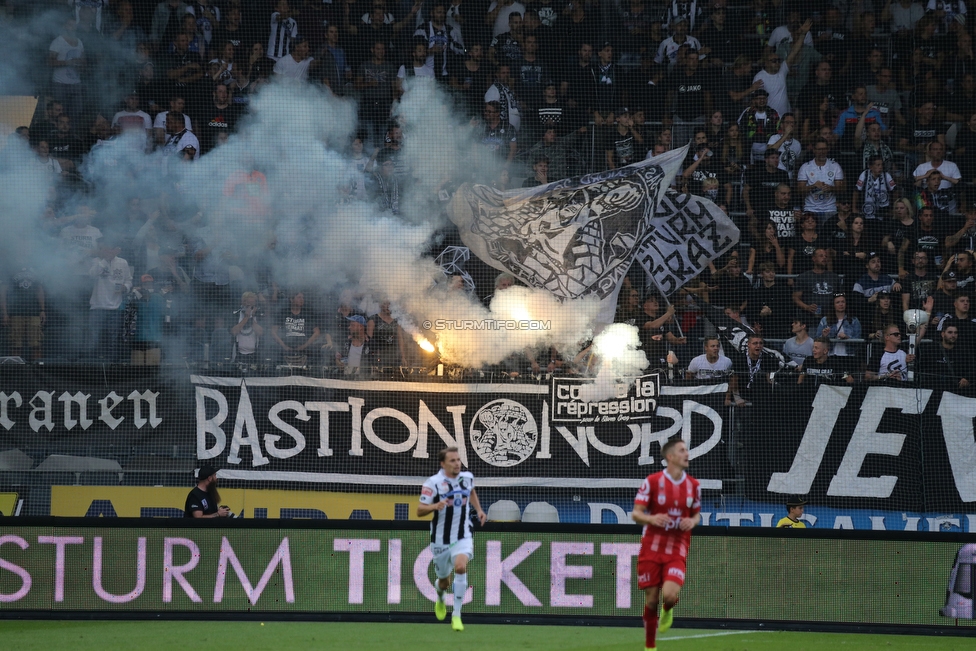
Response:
[470,399,538,467]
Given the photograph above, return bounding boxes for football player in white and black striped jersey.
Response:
[418,447,487,632]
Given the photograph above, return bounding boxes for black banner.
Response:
[2,367,975,515]
[742,385,976,512]
[190,375,731,491]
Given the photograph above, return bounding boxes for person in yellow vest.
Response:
[776,495,807,528]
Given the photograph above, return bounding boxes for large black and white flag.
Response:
[448,146,738,320]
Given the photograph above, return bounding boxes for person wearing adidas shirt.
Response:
[197,83,239,152]
[418,447,486,632]
[797,139,844,218]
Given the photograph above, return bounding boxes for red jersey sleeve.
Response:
[634,474,654,507]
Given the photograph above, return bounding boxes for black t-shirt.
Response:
[197,102,240,152]
[750,281,793,338]
[744,167,790,215]
[669,69,708,121]
[3,268,42,317]
[797,81,843,121]
[564,62,597,113]
[794,269,843,313]
[184,486,217,517]
[766,207,796,239]
[903,270,937,310]
[900,119,944,152]
[731,351,778,397]
[605,129,636,167]
[917,342,974,389]
[788,234,827,276]
[275,307,316,346]
[801,355,857,384]
[711,272,752,310]
[627,74,667,123]
[955,127,976,180]
[910,222,951,265]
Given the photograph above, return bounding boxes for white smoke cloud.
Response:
[576,324,649,402]
[0,8,621,372]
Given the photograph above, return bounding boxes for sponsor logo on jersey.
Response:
[422,486,433,497]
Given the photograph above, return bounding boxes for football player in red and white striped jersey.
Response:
[632,439,701,650]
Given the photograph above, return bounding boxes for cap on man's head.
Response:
[786,495,807,508]
[346,314,367,326]
[944,270,959,281]
[764,148,780,157]
[198,465,218,481]
[140,274,154,283]
[752,88,769,98]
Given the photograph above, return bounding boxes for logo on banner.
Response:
[469,399,538,467]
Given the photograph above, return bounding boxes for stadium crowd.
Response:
[2,0,976,389]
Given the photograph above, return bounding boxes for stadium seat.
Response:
[0,493,19,516]
[521,501,559,523]
[487,499,521,521]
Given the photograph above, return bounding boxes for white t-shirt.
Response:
[913,160,961,189]
[488,1,526,37]
[767,134,802,178]
[50,36,84,85]
[274,55,314,80]
[235,311,260,355]
[112,110,152,131]
[654,36,703,68]
[754,64,790,115]
[153,111,193,132]
[798,158,844,212]
[856,170,897,214]
[163,130,201,159]
[687,354,733,378]
[396,62,436,79]
[89,257,133,311]
[872,349,909,379]
[60,224,103,275]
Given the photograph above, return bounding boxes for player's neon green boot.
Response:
[658,606,673,633]
[452,616,464,632]
[434,595,447,621]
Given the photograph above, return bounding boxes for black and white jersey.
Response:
[420,469,475,545]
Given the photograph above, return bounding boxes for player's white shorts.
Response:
[430,538,475,579]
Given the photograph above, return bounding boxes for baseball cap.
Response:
[944,270,958,281]
[753,88,769,98]
[346,314,367,326]
[867,251,881,261]
[764,148,781,157]
[140,274,154,283]
[198,465,218,480]
[786,495,807,507]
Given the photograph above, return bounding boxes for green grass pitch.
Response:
[0,621,972,650]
